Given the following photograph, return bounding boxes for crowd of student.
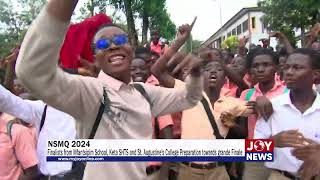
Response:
[0,0,320,180]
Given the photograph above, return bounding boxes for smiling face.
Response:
[131,58,150,83]
[93,26,133,82]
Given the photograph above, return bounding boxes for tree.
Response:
[259,0,320,45]
[0,0,46,58]
[222,36,239,53]
[78,0,107,19]
[106,0,176,47]
[137,0,176,44]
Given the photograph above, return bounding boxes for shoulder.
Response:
[270,93,288,108]
[11,123,33,141]
[239,88,254,100]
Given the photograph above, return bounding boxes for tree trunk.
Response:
[141,5,149,45]
[300,26,305,47]
[90,0,94,16]
[123,0,138,48]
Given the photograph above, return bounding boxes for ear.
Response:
[312,69,320,84]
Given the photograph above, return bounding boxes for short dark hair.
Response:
[135,47,150,56]
[92,23,126,52]
[246,48,278,69]
[209,47,223,58]
[134,48,153,63]
[291,48,320,69]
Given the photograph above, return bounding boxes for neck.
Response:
[290,88,316,106]
[258,77,275,94]
[205,87,221,105]
[113,71,131,84]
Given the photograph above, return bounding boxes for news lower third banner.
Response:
[46,139,274,162]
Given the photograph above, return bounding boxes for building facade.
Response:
[201,7,277,49]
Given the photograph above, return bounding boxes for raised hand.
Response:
[239,36,249,47]
[174,17,197,48]
[167,52,188,75]
[269,31,285,40]
[308,23,320,40]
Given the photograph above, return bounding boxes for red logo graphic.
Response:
[245,139,274,152]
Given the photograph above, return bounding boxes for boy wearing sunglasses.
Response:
[16,1,203,180]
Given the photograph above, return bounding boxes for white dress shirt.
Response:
[254,91,320,174]
[0,85,76,176]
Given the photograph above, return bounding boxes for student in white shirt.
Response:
[0,84,76,178]
[254,48,320,180]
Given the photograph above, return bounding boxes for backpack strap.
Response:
[245,88,256,101]
[6,120,15,140]
[200,97,224,139]
[133,83,152,105]
[133,83,162,137]
[89,87,107,139]
[39,105,48,132]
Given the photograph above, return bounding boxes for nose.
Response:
[109,42,120,50]
[257,65,264,73]
[284,66,294,77]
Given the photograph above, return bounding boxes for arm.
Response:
[13,125,39,180]
[0,85,42,124]
[3,49,19,91]
[304,23,320,48]
[269,32,294,54]
[151,18,197,88]
[16,1,100,121]
[238,36,249,57]
[143,71,203,117]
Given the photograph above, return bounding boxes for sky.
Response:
[74,0,259,42]
[166,0,259,41]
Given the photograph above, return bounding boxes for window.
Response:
[242,19,248,32]
[236,25,242,35]
[232,28,236,35]
[227,32,231,37]
[251,17,256,29]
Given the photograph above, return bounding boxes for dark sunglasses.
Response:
[95,34,129,50]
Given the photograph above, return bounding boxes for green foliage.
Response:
[78,0,107,19]
[149,9,176,41]
[222,36,239,53]
[105,0,176,44]
[0,0,46,58]
[259,0,320,45]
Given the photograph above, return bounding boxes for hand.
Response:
[272,130,305,148]
[239,36,249,47]
[167,52,188,75]
[269,31,285,39]
[292,141,319,161]
[308,23,320,40]
[292,143,320,180]
[220,112,237,128]
[175,17,197,46]
[255,96,273,120]
[4,47,20,65]
[78,58,100,77]
[198,48,223,63]
[189,55,204,77]
[246,101,256,113]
